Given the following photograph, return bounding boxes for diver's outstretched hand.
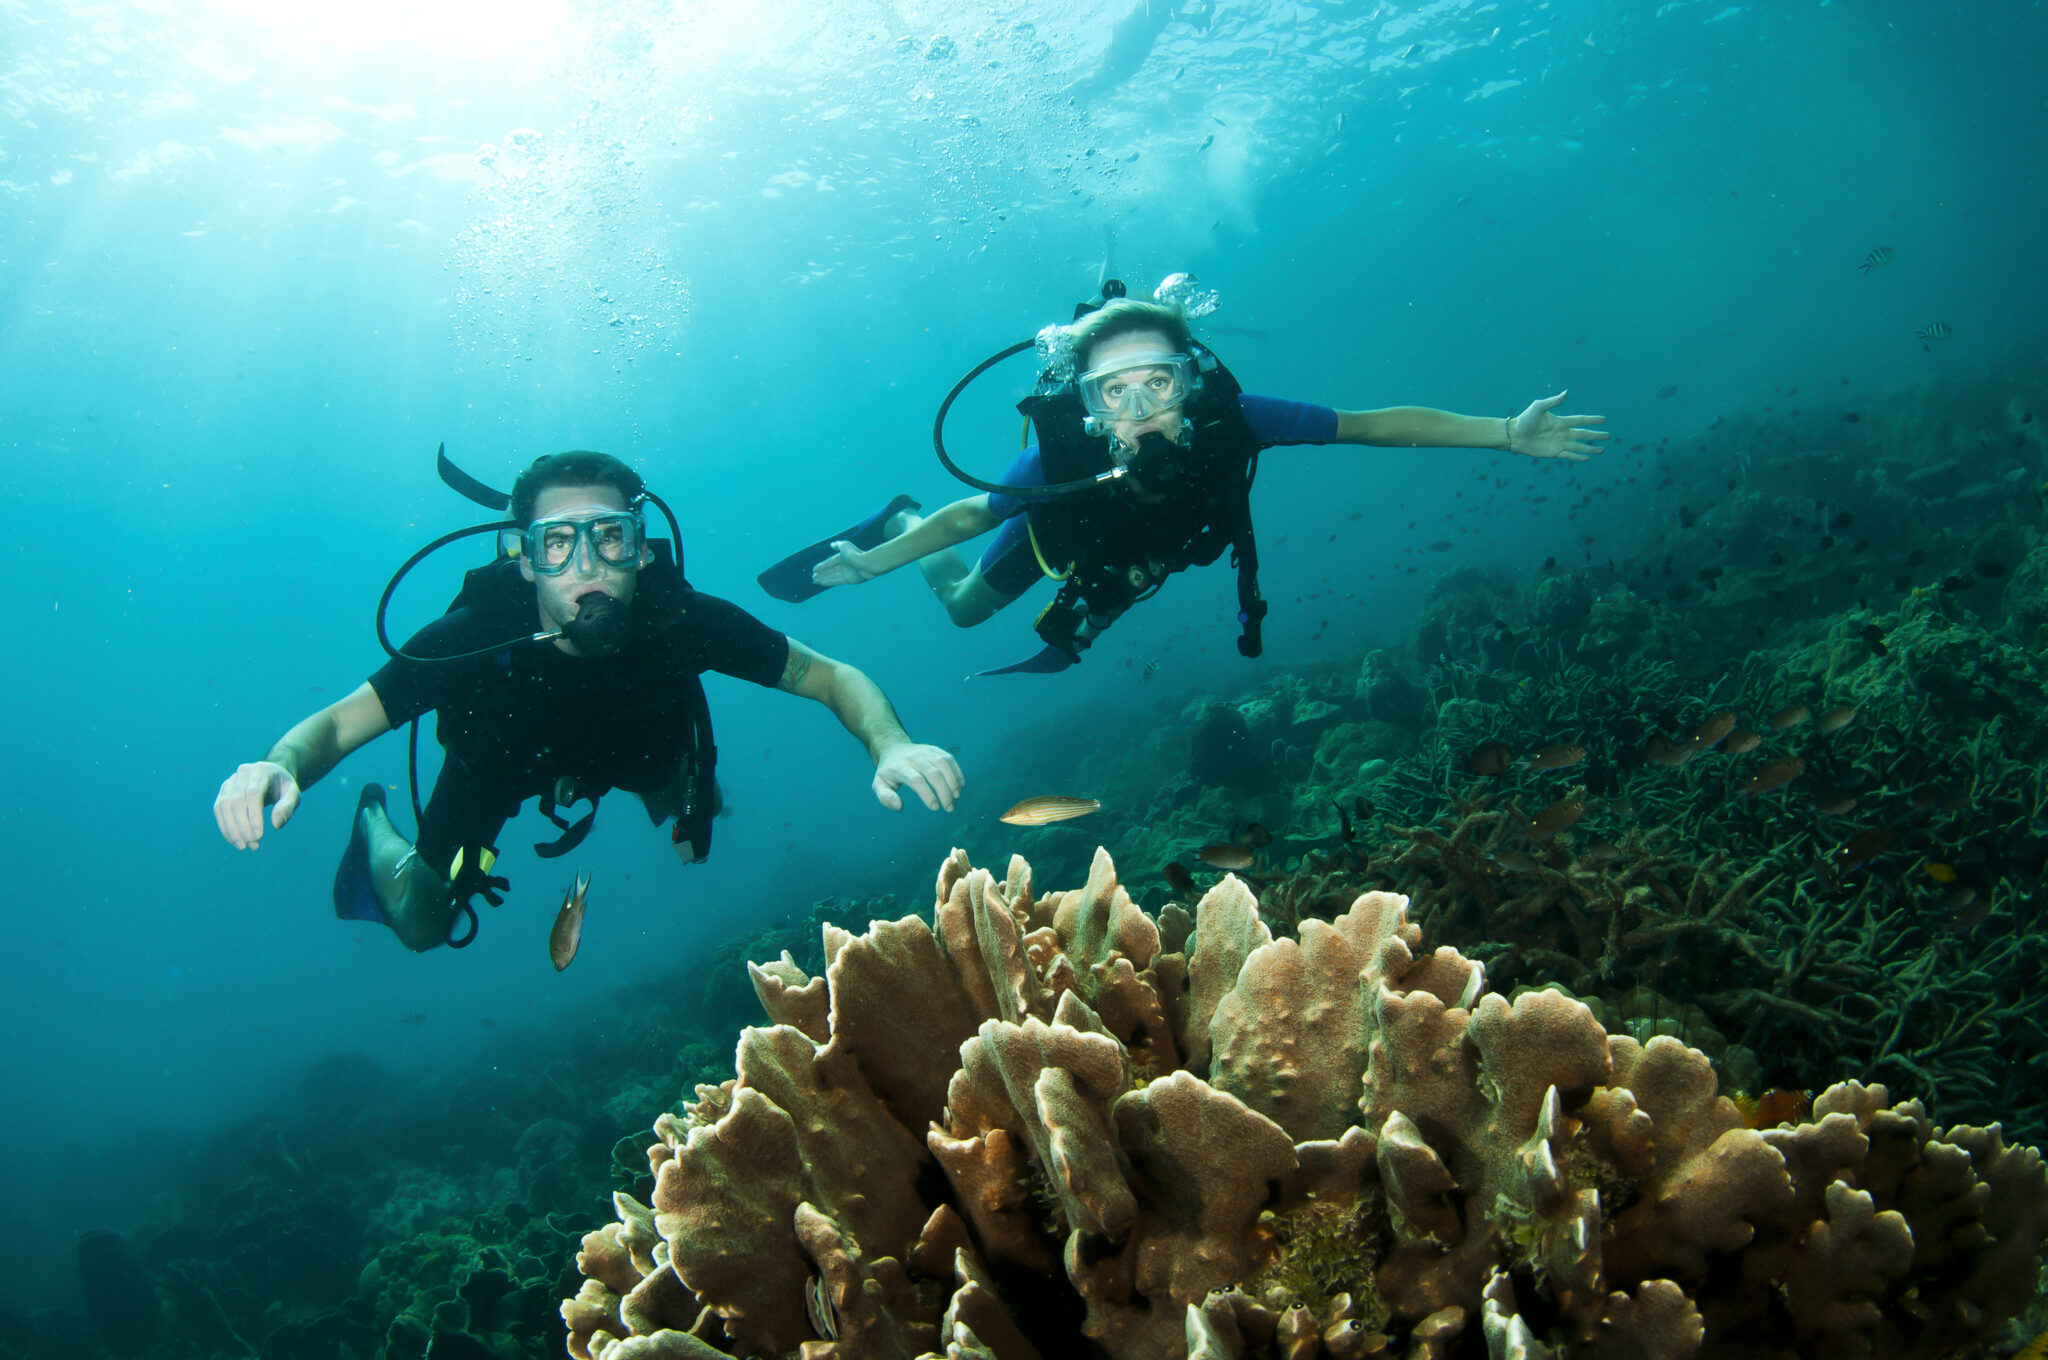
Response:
[872,742,964,812]
[1510,391,1608,461]
[215,760,301,849]
[812,541,880,589]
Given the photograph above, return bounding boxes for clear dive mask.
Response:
[509,509,646,575]
[1077,351,1200,425]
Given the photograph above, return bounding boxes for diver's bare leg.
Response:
[883,508,1018,627]
[933,565,1018,628]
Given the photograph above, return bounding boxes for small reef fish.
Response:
[1944,888,1992,933]
[1731,1088,1812,1129]
[1722,729,1764,755]
[1921,860,1959,885]
[1858,245,1893,274]
[1861,623,1889,655]
[1689,710,1738,751]
[550,871,591,972]
[1161,861,1195,894]
[1831,826,1893,871]
[1526,787,1587,840]
[1644,734,1694,767]
[1521,742,1587,771]
[1817,703,1860,734]
[1814,791,1857,816]
[1331,800,1358,845]
[1236,822,1273,848]
[1743,755,1806,796]
[1917,321,1953,344]
[1488,850,1540,874]
[1768,703,1811,730]
[1000,796,1102,825]
[1140,658,1160,682]
[1198,843,1255,871]
[399,1012,427,1026]
[1468,740,1516,776]
[1353,795,1374,821]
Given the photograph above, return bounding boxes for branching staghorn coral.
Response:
[561,849,2046,1360]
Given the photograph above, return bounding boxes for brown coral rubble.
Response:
[563,849,2047,1359]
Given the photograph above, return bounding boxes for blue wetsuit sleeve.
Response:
[982,444,1045,521]
[1239,394,1339,446]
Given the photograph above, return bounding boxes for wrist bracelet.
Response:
[1503,416,1513,453]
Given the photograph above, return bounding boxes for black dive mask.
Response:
[561,592,630,656]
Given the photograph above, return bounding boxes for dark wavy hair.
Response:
[508,451,646,528]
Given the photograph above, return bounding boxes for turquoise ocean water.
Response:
[2,0,2044,1326]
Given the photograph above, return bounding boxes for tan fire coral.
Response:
[563,848,2047,1360]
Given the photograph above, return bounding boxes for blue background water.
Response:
[1,0,2042,1309]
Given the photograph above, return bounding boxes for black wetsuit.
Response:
[369,558,788,872]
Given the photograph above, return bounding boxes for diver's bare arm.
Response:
[858,496,1000,575]
[263,683,394,789]
[776,639,962,811]
[776,640,910,757]
[1333,407,1508,450]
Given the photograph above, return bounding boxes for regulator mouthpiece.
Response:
[1122,429,1185,481]
[561,593,629,656]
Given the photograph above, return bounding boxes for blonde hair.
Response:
[1067,298,1193,371]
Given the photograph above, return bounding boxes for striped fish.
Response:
[1917,321,1954,343]
[1858,245,1893,274]
[999,795,1102,825]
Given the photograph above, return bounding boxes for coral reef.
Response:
[564,848,2048,1359]
[1000,362,2048,1153]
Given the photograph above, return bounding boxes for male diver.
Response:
[760,290,1607,672]
[215,450,963,953]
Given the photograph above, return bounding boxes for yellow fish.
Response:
[999,795,1102,825]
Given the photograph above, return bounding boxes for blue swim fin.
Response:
[756,494,919,603]
[974,645,1079,677]
[333,783,393,926]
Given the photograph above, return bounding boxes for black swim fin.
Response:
[756,494,919,603]
[333,783,394,926]
[974,644,1080,677]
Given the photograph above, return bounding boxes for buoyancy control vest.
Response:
[1016,340,1269,661]
[424,540,720,867]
